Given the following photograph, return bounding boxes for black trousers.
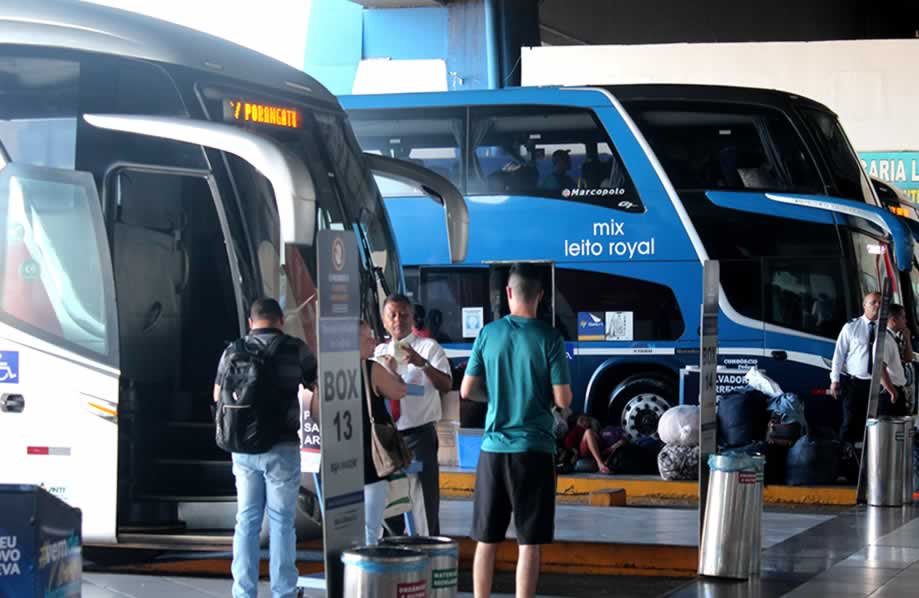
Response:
[879,388,909,418]
[402,422,440,536]
[840,376,908,444]
[840,376,870,444]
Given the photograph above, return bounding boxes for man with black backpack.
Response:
[213,298,317,598]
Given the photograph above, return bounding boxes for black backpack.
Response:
[215,335,288,454]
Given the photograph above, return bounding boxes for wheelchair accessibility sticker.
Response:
[0,351,19,383]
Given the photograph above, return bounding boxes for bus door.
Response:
[0,161,121,542]
[78,114,314,541]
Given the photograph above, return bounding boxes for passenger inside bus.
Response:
[580,144,611,188]
[540,149,576,193]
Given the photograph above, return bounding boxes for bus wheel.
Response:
[608,375,675,440]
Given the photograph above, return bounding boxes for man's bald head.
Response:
[863,292,881,320]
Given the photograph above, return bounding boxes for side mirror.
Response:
[363,153,469,263]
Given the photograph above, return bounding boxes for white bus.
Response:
[0,0,466,548]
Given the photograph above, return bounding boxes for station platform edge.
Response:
[439,468,857,506]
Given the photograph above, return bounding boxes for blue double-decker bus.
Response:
[342,85,917,438]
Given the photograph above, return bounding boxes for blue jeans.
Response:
[231,442,300,598]
[364,480,388,545]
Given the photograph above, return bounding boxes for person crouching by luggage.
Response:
[213,298,317,598]
[359,321,410,544]
[830,292,904,444]
[461,263,572,598]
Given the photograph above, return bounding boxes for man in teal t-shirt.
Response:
[460,263,572,598]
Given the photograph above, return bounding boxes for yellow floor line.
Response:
[441,470,856,505]
[455,537,698,577]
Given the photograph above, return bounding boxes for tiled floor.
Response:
[781,517,919,598]
[666,505,919,597]
[441,500,833,547]
[82,572,563,597]
[81,503,919,597]
[83,573,273,598]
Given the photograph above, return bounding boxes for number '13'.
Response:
[333,411,352,442]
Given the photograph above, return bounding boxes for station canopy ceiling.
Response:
[348,0,919,46]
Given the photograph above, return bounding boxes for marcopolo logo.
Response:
[562,187,626,198]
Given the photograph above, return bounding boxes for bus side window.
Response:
[764,258,847,339]
[555,268,684,342]
[419,268,491,344]
[403,267,420,302]
[467,105,642,210]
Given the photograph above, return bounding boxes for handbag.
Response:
[382,472,412,519]
[363,360,414,478]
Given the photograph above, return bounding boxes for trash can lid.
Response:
[867,417,903,426]
[708,453,765,473]
[380,536,458,557]
[341,546,430,574]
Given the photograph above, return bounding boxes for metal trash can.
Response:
[901,417,915,504]
[698,453,765,580]
[380,536,458,597]
[866,417,905,507]
[342,546,432,598]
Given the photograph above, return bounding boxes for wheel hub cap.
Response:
[621,393,669,440]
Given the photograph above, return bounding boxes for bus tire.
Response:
[607,375,676,440]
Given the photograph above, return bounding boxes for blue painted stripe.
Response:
[341,554,430,574]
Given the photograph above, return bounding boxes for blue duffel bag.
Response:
[785,435,840,486]
[717,387,770,448]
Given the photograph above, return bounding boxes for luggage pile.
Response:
[714,368,845,486]
[657,405,700,480]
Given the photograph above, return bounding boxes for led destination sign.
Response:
[224,99,302,129]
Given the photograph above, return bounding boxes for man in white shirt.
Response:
[885,303,912,417]
[830,292,904,443]
[375,294,452,535]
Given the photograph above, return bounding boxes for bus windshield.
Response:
[798,107,875,204]
[312,111,401,296]
[625,101,824,194]
[197,87,401,320]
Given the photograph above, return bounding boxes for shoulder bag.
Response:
[363,360,413,478]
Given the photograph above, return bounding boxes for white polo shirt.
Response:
[374,333,452,431]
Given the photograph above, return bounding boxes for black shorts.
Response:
[471,450,556,545]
